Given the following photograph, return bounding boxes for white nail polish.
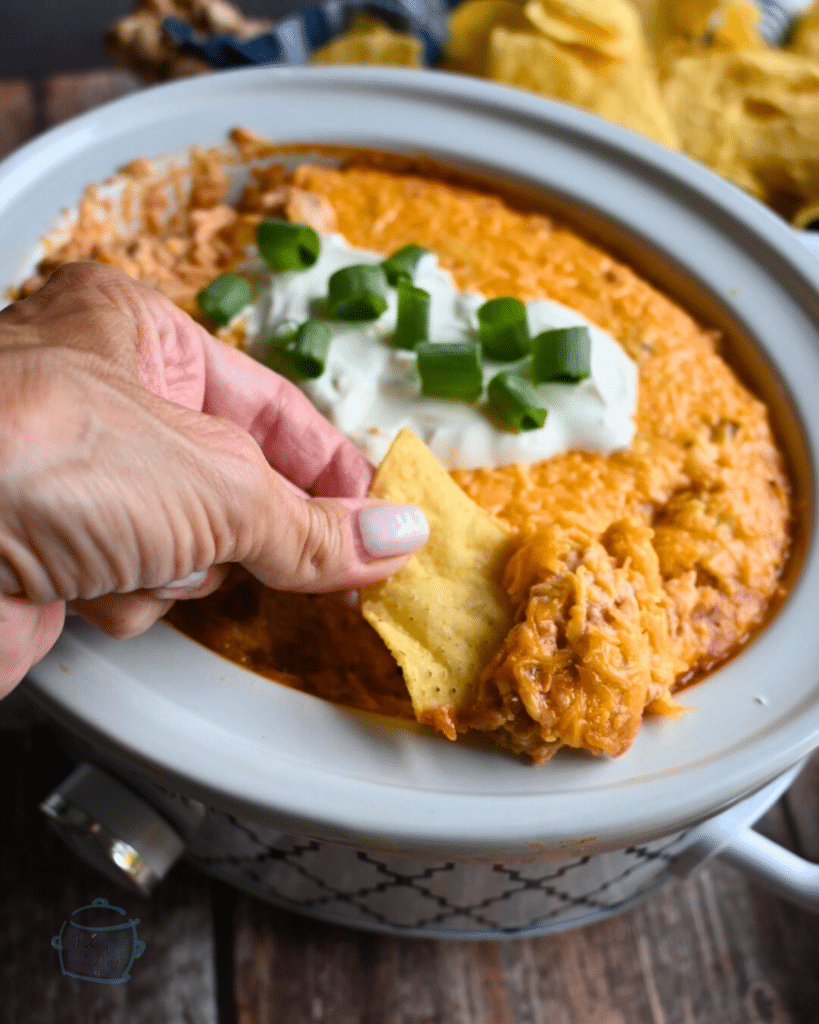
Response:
[164,570,209,590]
[357,505,429,559]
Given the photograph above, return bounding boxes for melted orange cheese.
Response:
[23,147,791,761]
[290,164,790,761]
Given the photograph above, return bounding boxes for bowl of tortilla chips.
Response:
[8,65,819,934]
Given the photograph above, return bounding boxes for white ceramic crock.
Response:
[4,67,819,934]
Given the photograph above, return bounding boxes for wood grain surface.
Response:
[0,725,219,1024]
[42,69,139,128]
[1,68,819,1024]
[229,856,819,1024]
[0,79,36,159]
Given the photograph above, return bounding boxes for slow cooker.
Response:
[3,66,819,937]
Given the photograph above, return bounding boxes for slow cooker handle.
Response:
[716,827,819,913]
[670,762,819,914]
[39,764,185,896]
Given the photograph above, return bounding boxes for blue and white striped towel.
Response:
[162,0,816,71]
[164,0,456,69]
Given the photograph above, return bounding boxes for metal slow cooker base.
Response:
[35,715,818,939]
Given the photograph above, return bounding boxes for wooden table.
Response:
[2,69,819,1024]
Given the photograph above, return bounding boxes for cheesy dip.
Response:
[18,131,792,762]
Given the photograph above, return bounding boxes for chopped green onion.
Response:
[381,244,431,286]
[196,273,251,326]
[416,341,483,402]
[477,297,530,361]
[531,326,592,383]
[286,320,333,379]
[325,264,389,321]
[394,283,430,350]
[256,219,320,272]
[269,319,300,350]
[488,372,548,432]
[261,320,301,374]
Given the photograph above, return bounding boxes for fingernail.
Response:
[357,505,429,559]
[164,570,209,590]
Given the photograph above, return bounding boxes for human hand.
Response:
[0,263,428,695]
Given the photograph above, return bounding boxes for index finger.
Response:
[199,331,373,499]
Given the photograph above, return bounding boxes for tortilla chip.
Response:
[791,0,819,62]
[310,21,424,67]
[706,1,765,51]
[345,12,397,34]
[490,26,604,98]
[653,0,766,73]
[792,198,819,230]
[522,0,644,60]
[660,0,751,39]
[663,49,819,214]
[442,0,532,76]
[662,54,753,188]
[489,26,680,146]
[360,429,514,738]
[532,0,642,46]
[630,0,662,30]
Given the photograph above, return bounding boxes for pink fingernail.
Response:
[357,505,429,559]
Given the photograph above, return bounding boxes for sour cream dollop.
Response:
[246,234,637,471]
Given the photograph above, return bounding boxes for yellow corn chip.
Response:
[523,0,643,60]
[663,0,726,38]
[630,0,662,30]
[310,24,424,66]
[790,0,819,62]
[707,1,765,51]
[539,0,646,44]
[489,26,680,147]
[663,49,819,213]
[346,12,395,34]
[653,0,766,73]
[441,0,532,76]
[490,26,602,99]
[792,199,819,230]
[360,429,514,738]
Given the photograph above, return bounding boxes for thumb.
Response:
[241,477,429,593]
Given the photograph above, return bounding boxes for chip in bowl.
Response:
[17,141,793,766]
[360,428,514,739]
